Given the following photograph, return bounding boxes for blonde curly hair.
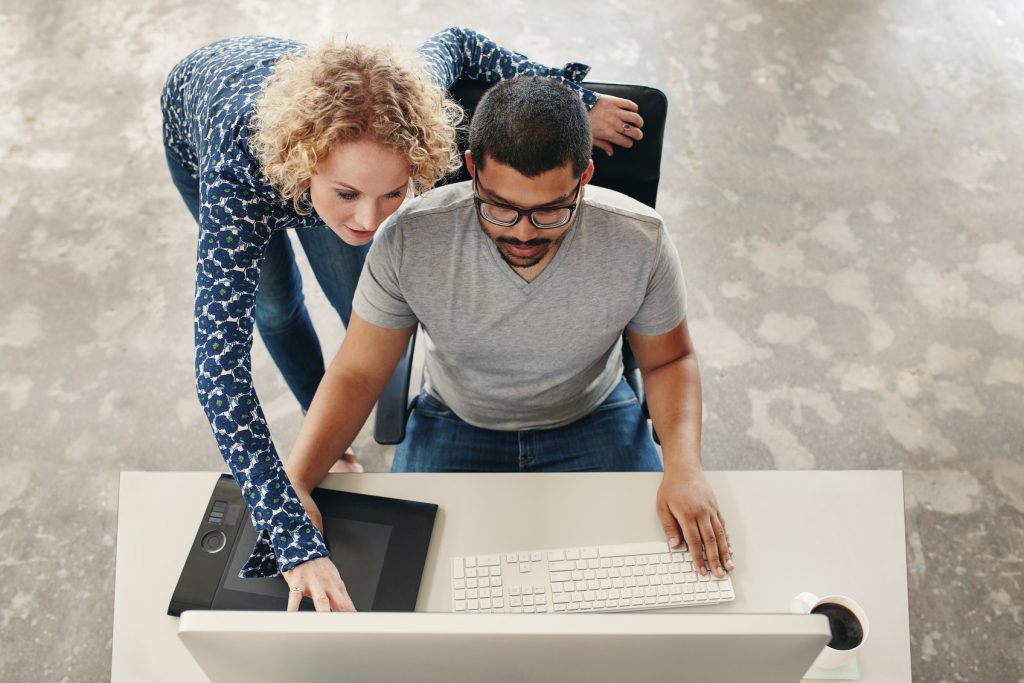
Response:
[251,39,463,214]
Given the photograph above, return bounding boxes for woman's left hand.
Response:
[589,94,645,156]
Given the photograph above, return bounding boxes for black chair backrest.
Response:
[444,80,667,209]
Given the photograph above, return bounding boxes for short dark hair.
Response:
[469,77,591,178]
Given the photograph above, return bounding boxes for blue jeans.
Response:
[391,379,663,472]
[165,147,370,411]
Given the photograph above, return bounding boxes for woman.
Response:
[161,27,644,590]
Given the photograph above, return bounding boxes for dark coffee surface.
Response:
[812,603,865,651]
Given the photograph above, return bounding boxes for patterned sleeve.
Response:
[417,26,599,109]
[194,163,329,578]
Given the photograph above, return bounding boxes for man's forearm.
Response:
[641,353,703,476]
[284,368,382,492]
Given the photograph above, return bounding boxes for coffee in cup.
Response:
[791,592,869,669]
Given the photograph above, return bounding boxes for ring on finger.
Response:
[289,586,304,593]
[622,122,631,133]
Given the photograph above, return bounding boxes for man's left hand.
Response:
[589,94,645,156]
[656,470,735,578]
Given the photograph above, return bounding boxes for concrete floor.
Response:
[1,0,1022,680]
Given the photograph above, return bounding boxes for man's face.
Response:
[467,153,594,270]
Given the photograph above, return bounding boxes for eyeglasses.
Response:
[472,175,583,230]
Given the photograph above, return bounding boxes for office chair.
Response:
[373,79,668,446]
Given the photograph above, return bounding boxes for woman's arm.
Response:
[418,27,645,155]
[194,164,329,579]
[418,26,599,107]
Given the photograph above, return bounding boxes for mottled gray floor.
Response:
[1,0,1022,681]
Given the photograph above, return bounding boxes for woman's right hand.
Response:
[282,487,357,612]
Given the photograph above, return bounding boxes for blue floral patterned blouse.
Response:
[161,28,597,578]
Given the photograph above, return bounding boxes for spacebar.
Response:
[598,542,670,557]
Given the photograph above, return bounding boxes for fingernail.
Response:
[726,560,735,571]
[668,538,678,548]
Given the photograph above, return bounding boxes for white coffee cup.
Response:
[790,592,870,669]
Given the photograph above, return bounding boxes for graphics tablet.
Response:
[168,474,437,615]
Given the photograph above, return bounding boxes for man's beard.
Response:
[484,225,568,269]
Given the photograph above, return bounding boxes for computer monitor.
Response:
[178,611,830,683]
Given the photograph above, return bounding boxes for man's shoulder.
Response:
[581,186,664,231]
[398,182,475,223]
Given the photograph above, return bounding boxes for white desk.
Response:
[112,471,911,682]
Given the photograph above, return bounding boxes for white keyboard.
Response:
[450,541,735,614]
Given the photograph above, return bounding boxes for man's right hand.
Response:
[282,488,357,612]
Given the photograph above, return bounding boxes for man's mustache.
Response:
[497,237,551,247]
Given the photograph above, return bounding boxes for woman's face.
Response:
[308,137,412,246]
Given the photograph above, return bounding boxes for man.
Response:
[281,77,734,612]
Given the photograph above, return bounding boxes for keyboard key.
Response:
[454,589,466,600]
[535,586,546,594]
[493,598,504,609]
[453,579,465,590]
[518,552,530,563]
[466,568,477,579]
[467,588,478,599]
[479,554,500,567]
[467,578,478,589]
[468,599,479,610]
[452,558,464,579]
[510,586,520,596]
[510,596,522,607]
[523,595,534,606]
[454,600,466,611]
[531,551,543,562]
[490,567,501,577]
[547,550,565,561]
[480,598,491,609]
[551,561,575,572]
[519,563,530,573]
[581,547,598,559]
[493,587,503,597]
[479,588,490,598]
[565,549,580,560]
[552,583,563,593]
[583,569,596,580]
[506,553,517,563]
[465,557,476,568]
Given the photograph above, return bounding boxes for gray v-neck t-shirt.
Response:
[352,181,687,431]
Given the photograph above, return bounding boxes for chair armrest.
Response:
[373,329,418,445]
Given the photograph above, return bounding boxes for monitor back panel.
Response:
[179,611,830,683]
